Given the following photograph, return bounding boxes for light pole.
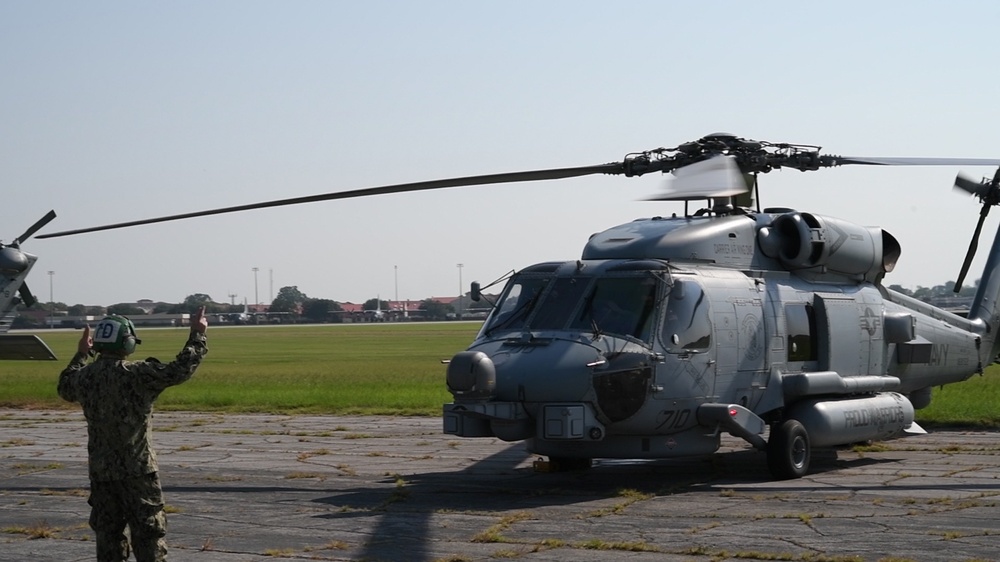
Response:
[456,263,463,320]
[47,270,54,329]
[252,267,259,308]
[394,265,398,311]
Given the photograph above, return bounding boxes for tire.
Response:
[767,419,810,479]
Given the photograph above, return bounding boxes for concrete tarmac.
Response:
[1,409,998,562]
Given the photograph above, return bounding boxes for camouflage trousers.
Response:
[88,472,168,562]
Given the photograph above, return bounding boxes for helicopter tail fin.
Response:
[967,225,1000,363]
[955,167,1000,364]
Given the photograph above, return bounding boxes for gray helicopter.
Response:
[37,134,1000,478]
[0,210,58,360]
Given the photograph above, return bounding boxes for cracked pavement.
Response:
[1,409,998,561]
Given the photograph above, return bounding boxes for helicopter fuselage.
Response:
[443,210,988,469]
[0,211,60,360]
[1,247,39,332]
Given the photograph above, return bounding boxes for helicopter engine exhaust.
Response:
[786,392,915,447]
[758,212,901,282]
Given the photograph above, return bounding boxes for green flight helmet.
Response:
[92,315,141,355]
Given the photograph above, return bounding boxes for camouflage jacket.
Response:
[58,332,208,481]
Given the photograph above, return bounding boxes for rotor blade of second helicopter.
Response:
[18,282,37,308]
[37,164,622,239]
[14,210,57,245]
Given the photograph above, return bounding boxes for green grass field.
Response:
[3,323,998,426]
[2,323,480,416]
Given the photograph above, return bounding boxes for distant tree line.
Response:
[886,279,978,301]
[15,284,494,327]
[267,285,489,322]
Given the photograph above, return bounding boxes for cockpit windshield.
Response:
[570,277,658,341]
[481,271,661,342]
[532,278,591,330]
[482,275,550,333]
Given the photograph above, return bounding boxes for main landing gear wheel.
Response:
[767,419,810,479]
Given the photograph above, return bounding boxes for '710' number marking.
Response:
[656,409,692,430]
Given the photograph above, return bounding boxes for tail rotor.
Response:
[953,167,1000,292]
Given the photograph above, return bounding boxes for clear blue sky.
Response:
[3,1,1000,306]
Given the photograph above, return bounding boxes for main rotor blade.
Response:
[14,210,57,245]
[37,164,622,239]
[832,156,1000,167]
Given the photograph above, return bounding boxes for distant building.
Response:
[928,295,973,317]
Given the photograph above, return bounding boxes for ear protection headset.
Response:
[92,315,142,355]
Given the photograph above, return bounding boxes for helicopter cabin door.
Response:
[813,293,873,376]
[710,293,766,406]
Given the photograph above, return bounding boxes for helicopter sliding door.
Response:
[813,292,883,376]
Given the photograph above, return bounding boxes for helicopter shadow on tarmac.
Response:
[308,442,873,562]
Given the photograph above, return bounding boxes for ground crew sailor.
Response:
[58,306,208,562]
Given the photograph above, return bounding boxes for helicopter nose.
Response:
[0,247,29,274]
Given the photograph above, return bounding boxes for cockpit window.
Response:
[531,278,590,330]
[483,276,550,332]
[481,270,662,341]
[662,278,711,353]
[570,277,658,341]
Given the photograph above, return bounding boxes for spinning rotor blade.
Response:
[954,173,989,198]
[647,154,749,201]
[14,210,57,245]
[37,165,622,239]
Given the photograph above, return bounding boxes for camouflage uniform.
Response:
[58,332,208,562]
